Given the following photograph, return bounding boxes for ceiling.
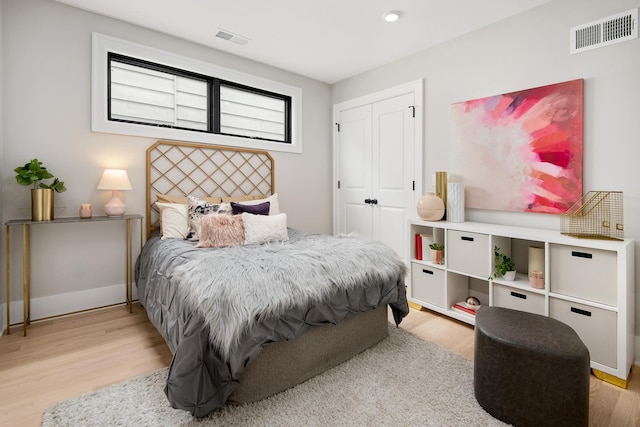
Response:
[55,0,552,84]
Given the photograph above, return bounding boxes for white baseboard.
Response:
[8,284,138,324]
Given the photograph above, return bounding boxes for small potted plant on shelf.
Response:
[489,245,516,280]
[429,242,444,265]
[14,158,67,221]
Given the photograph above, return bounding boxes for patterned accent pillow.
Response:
[187,195,232,241]
[195,214,245,248]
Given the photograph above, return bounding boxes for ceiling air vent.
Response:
[570,8,638,54]
[215,29,250,46]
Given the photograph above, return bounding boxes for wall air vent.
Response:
[570,8,638,54]
[215,29,250,46]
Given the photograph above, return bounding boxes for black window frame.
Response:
[107,53,292,144]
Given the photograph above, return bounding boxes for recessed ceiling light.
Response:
[383,10,400,23]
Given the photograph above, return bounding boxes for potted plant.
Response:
[489,245,516,280]
[429,242,444,265]
[14,159,67,221]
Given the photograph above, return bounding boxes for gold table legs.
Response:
[4,224,31,336]
[5,216,143,336]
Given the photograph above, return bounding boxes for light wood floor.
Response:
[0,304,638,426]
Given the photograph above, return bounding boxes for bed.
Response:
[135,140,409,417]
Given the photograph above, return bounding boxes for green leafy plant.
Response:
[14,159,66,193]
[489,245,515,280]
[429,243,444,251]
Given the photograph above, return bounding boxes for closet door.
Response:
[336,104,373,238]
[371,92,414,261]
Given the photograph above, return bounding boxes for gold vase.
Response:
[31,188,54,221]
[435,171,447,219]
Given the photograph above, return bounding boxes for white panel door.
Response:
[371,92,415,261]
[337,104,373,238]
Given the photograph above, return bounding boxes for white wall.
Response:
[0,0,4,333]
[333,0,640,360]
[1,0,332,322]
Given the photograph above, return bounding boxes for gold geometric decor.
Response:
[560,191,623,240]
[146,140,274,238]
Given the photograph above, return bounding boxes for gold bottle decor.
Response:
[435,171,447,220]
[31,188,54,221]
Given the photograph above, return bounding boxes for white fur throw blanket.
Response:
[171,232,406,358]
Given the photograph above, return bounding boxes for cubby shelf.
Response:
[407,218,635,386]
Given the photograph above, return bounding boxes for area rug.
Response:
[42,325,506,426]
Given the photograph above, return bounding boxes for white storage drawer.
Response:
[411,262,445,308]
[447,230,490,278]
[493,284,545,316]
[549,244,617,306]
[550,298,617,369]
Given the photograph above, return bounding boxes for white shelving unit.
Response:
[408,219,635,386]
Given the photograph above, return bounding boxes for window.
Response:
[109,54,210,132]
[218,82,290,142]
[93,33,302,153]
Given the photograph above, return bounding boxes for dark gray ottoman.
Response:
[474,306,590,427]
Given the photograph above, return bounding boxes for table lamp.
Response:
[97,169,132,217]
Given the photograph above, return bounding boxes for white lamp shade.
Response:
[97,169,132,191]
[97,169,132,217]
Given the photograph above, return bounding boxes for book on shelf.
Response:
[415,233,435,261]
[451,302,480,316]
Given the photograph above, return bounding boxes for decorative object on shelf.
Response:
[489,246,516,280]
[435,171,447,219]
[465,296,481,307]
[447,182,465,222]
[450,79,583,214]
[429,243,444,265]
[79,204,93,219]
[560,191,624,241]
[415,233,434,260]
[416,193,445,221]
[452,302,477,316]
[528,246,544,288]
[97,169,132,217]
[529,271,544,289]
[14,158,67,221]
[452,296,481,316]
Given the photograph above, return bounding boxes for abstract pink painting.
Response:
[450,79,583,214]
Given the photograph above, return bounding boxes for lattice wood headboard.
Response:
[146,140,274,238]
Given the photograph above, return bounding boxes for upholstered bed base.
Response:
[229,305,389,403]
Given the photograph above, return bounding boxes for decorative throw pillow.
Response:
[242,213,289,245]
[187,195,232,241]
[231,201,270,216]
[157,194,222,205]
[236,193,280,215]
[156,202,189,239]
[221,194,264,203]
[196,214,245,248]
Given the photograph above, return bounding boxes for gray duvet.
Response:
[135,228,408,417]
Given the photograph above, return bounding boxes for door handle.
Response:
[370,199,378,205]
[364,198,372,204]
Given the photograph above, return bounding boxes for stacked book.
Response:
[451,301,481,316]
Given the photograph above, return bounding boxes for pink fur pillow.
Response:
[195,214,245,248]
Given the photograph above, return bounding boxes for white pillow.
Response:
[156,202,189,239]
[238,193,280,215]
[242,212,288,245]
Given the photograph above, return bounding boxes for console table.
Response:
[5,214,143,336]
